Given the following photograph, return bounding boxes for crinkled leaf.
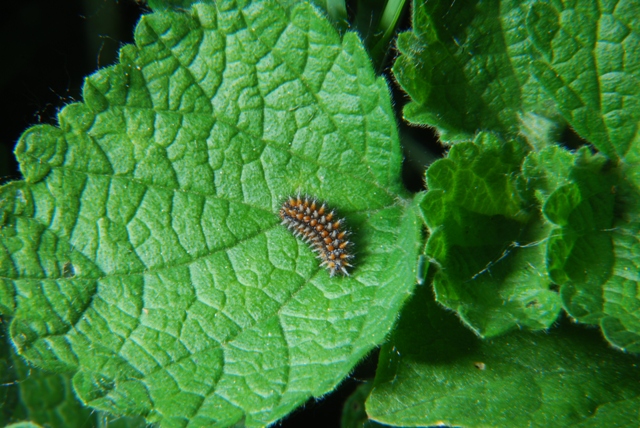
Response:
[527,1,640,352]
[524,147,616,290]
[0,1,421,426]
[393,0,561,142]
[366,283,640,427]
[394,0,640,155]
[422,133,561,337]
[523,145,640,351]
[527,0,640,160]
[396,0,640,350]
[601,191,640,350]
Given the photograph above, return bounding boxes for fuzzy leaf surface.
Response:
[0,1,420,426]
[397,0,640,350]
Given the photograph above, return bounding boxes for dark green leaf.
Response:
[393,0,561,142]
[367,284,640,427]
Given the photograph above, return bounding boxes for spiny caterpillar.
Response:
[279,195,354,277]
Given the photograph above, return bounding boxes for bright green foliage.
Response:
[423,133,561,337]
[397,0,640,350]
[371,0,640,424]
[3,0,640,425]
[367,284,640,427]
[0,1,421,426]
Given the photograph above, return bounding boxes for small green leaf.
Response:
[366,284,640,427]
[422,133,561,337]
[0,1,421,426]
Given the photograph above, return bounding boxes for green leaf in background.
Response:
[0,324,20,426]
[601,171,640,351]
[393,0,561,142]
[9,352,95,428]
[523,144,640,352]
[522,0,640,350]
[6,423,43,428]
[527,0,640,160]
[146,0,207,11]
[341,382,388,428]
[1,322,146,428]
[366,282,640,427]
[395,0,640,350]
[352,0,408,73]
[0,1,421,426]
[524,147,617,311]
[422,132,561,337]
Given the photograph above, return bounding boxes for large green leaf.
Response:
[0,1,421,426]
[366,283,640,427]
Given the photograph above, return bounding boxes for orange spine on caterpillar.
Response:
[279,195,354,277]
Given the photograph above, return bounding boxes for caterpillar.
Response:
[279,195,354,277]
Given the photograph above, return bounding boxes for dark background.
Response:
[1,0,142,184]
[0,1,436,426]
